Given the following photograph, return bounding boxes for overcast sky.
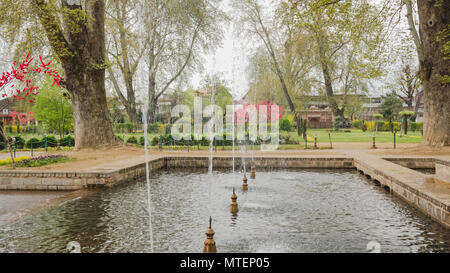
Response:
[190,0,419,100]
[190,0,250,100]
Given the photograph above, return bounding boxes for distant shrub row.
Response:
[119,133,286,147]
[0,135,75,150]
[351,120,423,132]
[114,122,165,134]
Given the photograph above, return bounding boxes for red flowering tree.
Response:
[235,100,284,124]
[0,54,61,168]
[0,54,62,104]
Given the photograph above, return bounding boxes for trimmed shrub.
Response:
[147,123,161,134]
[151,136,159,146]
[375,121,384,131]
[410,122,423,132]
[127,136,138,144]
[115,122,136,133]
[43,135,58,147]
[352,120,363,129]
[280,118,293,132]
[12,135,25,149]
[139,136,145,146]
[60,136,75,147]
[0,135,10,150]
[26,138,42,149]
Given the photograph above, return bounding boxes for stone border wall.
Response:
[0,155,449,229]
[383,157,435,169]
[354,157,450,229]
[0,157,353,190]
[435,159,450,184]
[165,157,354,169]
[0,158,166,190]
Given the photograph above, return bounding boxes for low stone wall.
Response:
[166,157,354,169]
[383,157,435,169]
[0,157,353,191]
[435,159,450,184]
[354,157,450,229]
[1,155,449,229]
[0,158,166,191]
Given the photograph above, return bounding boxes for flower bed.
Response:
[0,156,30,166]
[16,155,71,168]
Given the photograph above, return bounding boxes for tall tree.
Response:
[0,0,117,149]
[283,0,392,120]
[35,0,116,149]
[105,0,146,124]
[403,0,423,122]
[417,0,450,146]
[391,65,422,120]
[380,93,404,132]
[234,0,297,114]
[144,0,226,122]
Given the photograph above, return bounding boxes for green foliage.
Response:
[60,136,75,147]
[26,138,42,149]
[375,121,385,131]
[380,93,403,132]
[126,136,138,144]
[147,123,162,134]
[43,135,58,147]
[16,156,72,168]
[5,125,23,134]
[0,134,9,150]
[115,123,136,133]
[373,113,383,119]
[139,136,145,146]
[12,136,25,149]
[334,116,342,131]
[297,118,308,140]
[352,120,363,129]
[399,110,414,117]
[280,118,293,132]
[151,136,159,146]
[353,120,402,132]
[22,125,41,134]
[32,79,73,136]
[410,122,422,132]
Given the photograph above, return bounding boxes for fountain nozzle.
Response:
[242,175,248,191]
[250,166,256,179]
[203,217,217,253]
[230,188,239,214]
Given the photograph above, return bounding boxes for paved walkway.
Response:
[0,151,44,160]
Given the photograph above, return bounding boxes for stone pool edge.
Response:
[0,155,449,229]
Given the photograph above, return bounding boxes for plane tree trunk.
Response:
[417,0,450,146]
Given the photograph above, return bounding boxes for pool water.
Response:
[0,169,449,253]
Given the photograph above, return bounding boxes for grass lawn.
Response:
[289,129,423,143]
